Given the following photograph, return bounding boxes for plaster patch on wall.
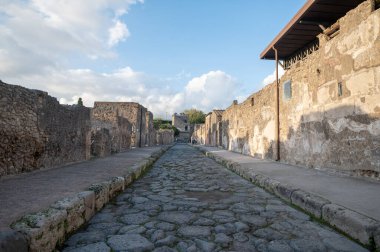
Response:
[328,118,380,135]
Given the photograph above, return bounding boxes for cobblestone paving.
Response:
[63,145,368,252]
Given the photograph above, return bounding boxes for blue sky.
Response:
[0,0,305,118]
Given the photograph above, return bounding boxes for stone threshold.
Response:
[0,145,173,252]
[193,145,380,251]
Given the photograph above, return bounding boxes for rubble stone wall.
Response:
[93,102,147,148]
[208,1,380,176]
[91,104,132,156]
[156,129,174,145]
[222,84,277,159]
[192,124,206,145]
[278,1,380,175]
[204,110,224,146]
[0,81,91,177]
[172,113,189,132]
[145,112,156,146]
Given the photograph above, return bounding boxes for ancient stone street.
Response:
[63,145,367,252]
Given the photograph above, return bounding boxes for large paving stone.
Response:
[178,226,211,238]
[63,242,111,252]
[107,234,154,251]
[157,211,196,224]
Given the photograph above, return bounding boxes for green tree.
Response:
[77,97,83,106]
[183,109,205,124]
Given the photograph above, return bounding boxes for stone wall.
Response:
[93,102,147,148]
[192,124,206,144]
[196,1,380,177]
[0,81,91,177]
[221,85,277,159]
[278,1,380,175]
[156,129,174,145]
[91,104,132,156]
[172,113,189,132]
[205,110,224,146]
[145,111,156,146]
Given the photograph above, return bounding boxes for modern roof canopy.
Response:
[260,0,366,60]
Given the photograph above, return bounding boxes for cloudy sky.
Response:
[0,0,303,118]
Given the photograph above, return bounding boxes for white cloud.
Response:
[262,67,285,86]
[2,68,242,118]
[108,20,130,47]
[0,0,142,77]
[184,70,241,112]
[0,0,243,118]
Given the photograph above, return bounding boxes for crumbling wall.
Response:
[172,113,189,132]
[93,102,146,148]
[91,103,132,156]
[204,110,224,146]
[279,1,380,175]
[145,111,156,146]
[0,81,91,177]
[222,85,277,159]
[192,124,206,144]
[220,1,380,176]
[156,129,174,145]
[90,128,112,157]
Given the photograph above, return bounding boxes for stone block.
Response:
[290,190,330,218]
[273,184,298,203]
[12,208,67,252]
[77,191,96,222]
[124,173,134,187]
[322,203,378,245]
[108,177,125,199]
[51,195,85,234]
[263,178,281,194]
[133,163,144,179]
[88,182,110,211]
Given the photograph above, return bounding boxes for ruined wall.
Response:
[279,1,380,176]
[0,81,91,177]
[156,129,174,145]
[93,102,147,148]
[90,128,112,158]
[145,111,156,146]
[222,85,277,159]
[193,124,206,144]
[91,103,132,156]
[172,113,189,132]
[220,1,380,176]
[204,110,224,146]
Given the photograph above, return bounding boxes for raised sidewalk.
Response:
[194,145,380,250]
[0,145,171,252]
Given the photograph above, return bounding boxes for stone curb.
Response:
[193,145,380,249]
[4,145,173,252]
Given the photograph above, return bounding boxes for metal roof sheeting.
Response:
[260,0,366,60]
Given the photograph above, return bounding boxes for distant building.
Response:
[172,113,190,142]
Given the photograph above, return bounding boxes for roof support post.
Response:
[273,46,280,161]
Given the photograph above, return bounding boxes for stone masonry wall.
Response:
[204,110,224,146]
[205,1,380,176]
[145,111,156,146]
[278,1,380,175]
[172,113,189,132]
[93,102,147,148]
[156,129,174,145]
[91,104,132,156]
[0,81,91,177]
[193,124,206,145]
[222,85,277,159]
